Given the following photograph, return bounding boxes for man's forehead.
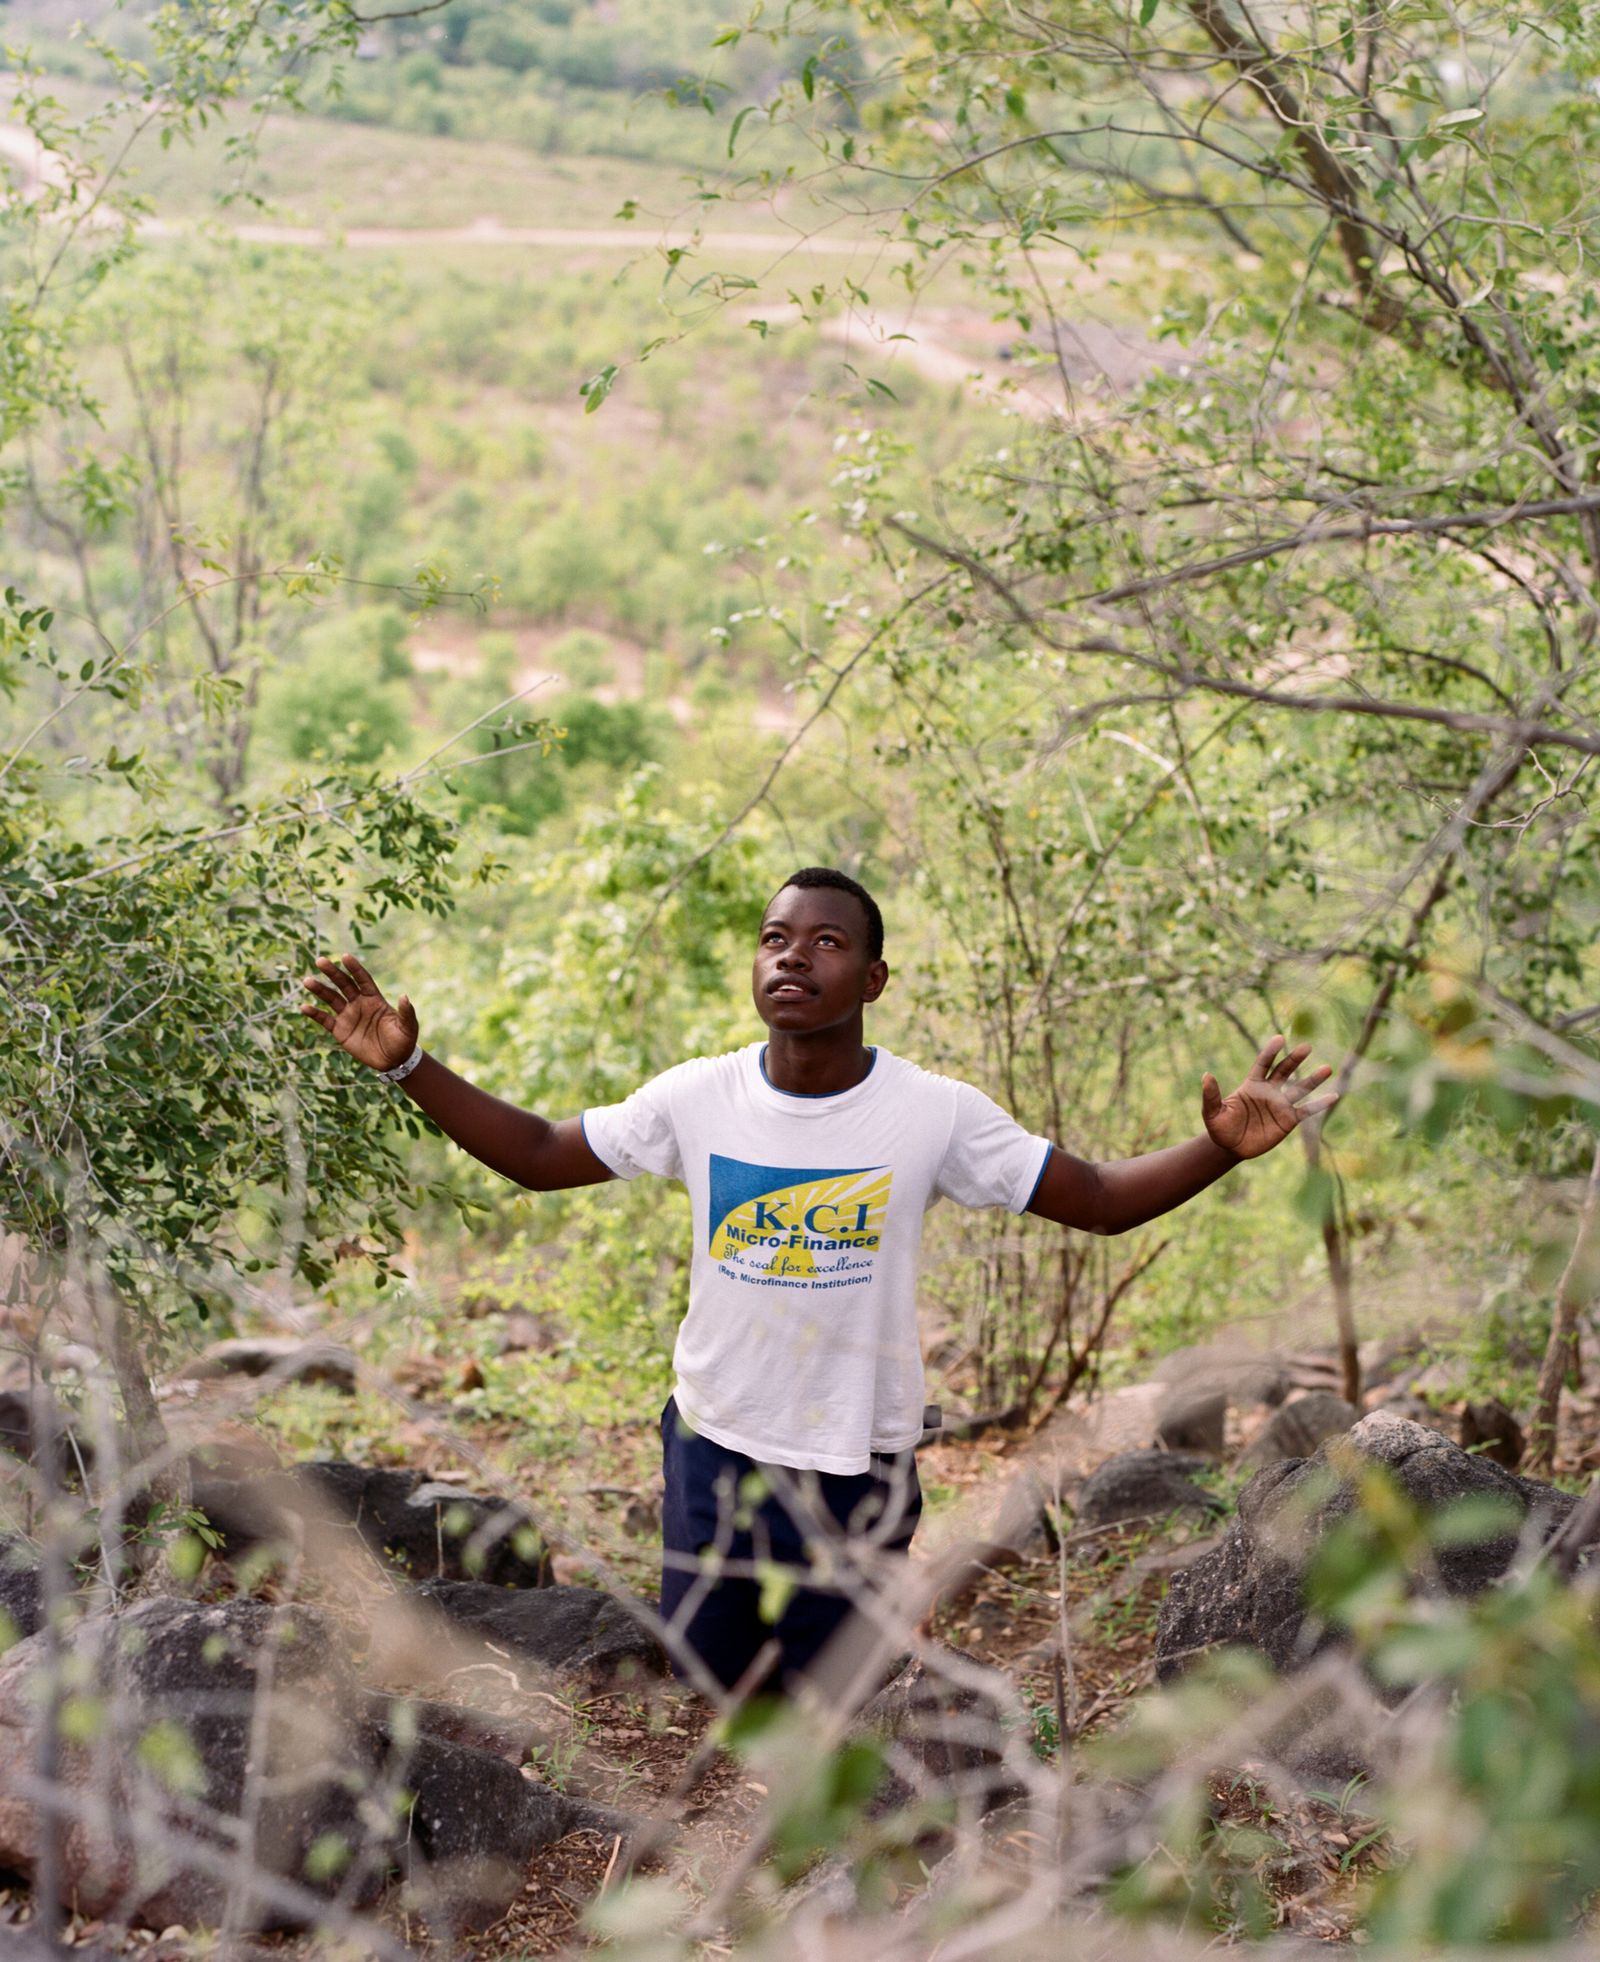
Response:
[760,887,866,933]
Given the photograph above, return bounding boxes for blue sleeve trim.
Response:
[1020,1142,1054,1215]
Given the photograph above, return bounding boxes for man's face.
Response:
[752,884,888,1035]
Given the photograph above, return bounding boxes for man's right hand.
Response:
[300,953,418,1073]
[298,951,611,1192]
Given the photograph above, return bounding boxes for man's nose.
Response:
[776,947,810,969]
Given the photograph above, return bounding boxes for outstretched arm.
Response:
[1026,1035,1336,1235]
[300,952,613,1193]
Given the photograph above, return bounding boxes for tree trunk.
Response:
[1319,1168,1362,1409]
[1303,748,1530,1415]
[1526,1135,1600,1475]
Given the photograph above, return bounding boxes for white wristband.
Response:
[378,1043,424,1085]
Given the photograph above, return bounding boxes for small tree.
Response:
[648,0,1600,1405]
[0,1,518,1496]
[17,242,374,809]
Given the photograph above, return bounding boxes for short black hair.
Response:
[778,866,884,962]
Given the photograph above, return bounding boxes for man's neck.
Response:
[762,1025,875,1097]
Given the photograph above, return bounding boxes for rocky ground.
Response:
[0,1315,1595,1957]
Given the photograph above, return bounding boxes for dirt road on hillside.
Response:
[144,213,902,256]
[5,110,1189,413]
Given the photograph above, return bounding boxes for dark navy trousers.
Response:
[658,1397,922,1693]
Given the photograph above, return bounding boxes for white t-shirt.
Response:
[581,1043,1052,1474]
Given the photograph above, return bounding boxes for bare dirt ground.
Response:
[812,303,1188,421]
[406,616,795,735]
[144,215,902,257]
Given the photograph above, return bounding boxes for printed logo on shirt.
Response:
[708,1154,891,1286]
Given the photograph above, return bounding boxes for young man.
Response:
[301,866,1335,1696]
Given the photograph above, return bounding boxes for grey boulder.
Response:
[1072,1450,1224,1534]
[1154,1386,1228,1457]
[1157,1412,1579,1686]
[192,1459,550,1588]
[1151,1343,1289,1408]
[0,1596,608,1932]
[397,1732,631,1933]
[1236,1390,1357,1469]
[0,1597,391,1928]
[0,1537,41,1644]
[410,1581,667,1688]
[174,1337,358,1392]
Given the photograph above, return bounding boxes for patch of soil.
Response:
[1193,1769,1389,1940]
[927,1516,1175,1743]
[468,1826,618,1957]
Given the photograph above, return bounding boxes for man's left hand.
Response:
[1201,1035,1338,1160]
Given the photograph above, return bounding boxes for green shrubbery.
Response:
[1103,1475,1600,1948]
[320,0,859,168]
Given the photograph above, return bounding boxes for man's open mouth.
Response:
[768,981,814,998]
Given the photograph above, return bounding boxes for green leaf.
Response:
[579,364,619,414]
[1138,0,1159,22]
[1292,1166,1335,1226]
[757,1560,798,1624]
[1434,106,1484,129]
[1371,1618,1485,1687]
[170,1532,207,1581]
[716,1695,784,1751]
[304,1831,351,1881]
[138,1720,208,1797]
[60,1696,105,1746]
[727,104,757,158]
[1428,1494,1522,1549]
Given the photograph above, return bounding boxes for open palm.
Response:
[300,953,417,1073]
[1202,1035,1337,1159]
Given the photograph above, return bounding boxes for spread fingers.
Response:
[302,975,347,1011]
[337,951,380,995]
[313,955,360,1001]
[1251,1034,1288,1078]
[1270,1041,1314,1081]
[1286,1063,1333,1103]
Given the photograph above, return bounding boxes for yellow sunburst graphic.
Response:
[765,1243,818,1277]
[710,1168,892,1262]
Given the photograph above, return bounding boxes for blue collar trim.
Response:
[759,1045,877,1099]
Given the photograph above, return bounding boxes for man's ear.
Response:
[863,959,889,1004]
